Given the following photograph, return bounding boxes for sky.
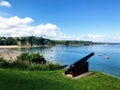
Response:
[0,0,120,42]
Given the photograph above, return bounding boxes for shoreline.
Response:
[0,48,21,61]
[0,45,20,48]
[0,45,54,49]
[0,44,118,49]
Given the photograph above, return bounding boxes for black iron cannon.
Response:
[65,52,94,77]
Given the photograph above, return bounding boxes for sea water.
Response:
[16,44,120,78]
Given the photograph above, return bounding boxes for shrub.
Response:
[0,58,11,68]
[0,57,5,67]
[0,52,63,71]
[28,53,46,64]
[1,61,10,68]
[17,52,46,64]
[48,63,61,70]
[10,60,28,70]
[17,53,29,61]
[0,60,28,70]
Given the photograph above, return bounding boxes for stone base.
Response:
[65,72,93,79]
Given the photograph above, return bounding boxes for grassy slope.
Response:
[0,69,120,90]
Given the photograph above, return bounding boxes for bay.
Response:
[15,44,120,78]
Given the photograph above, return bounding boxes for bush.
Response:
[0,58,12,68]
[10,60,28,70]
[28,53,46,64]
[17,52,46,64]
[1,61,10,68]
[0,57,5,67]
[48,63,61,70]
[0,52,63,71]
[17,53,29,61]
[0,60,28,70]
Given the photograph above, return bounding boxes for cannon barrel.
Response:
[70,52,94,67]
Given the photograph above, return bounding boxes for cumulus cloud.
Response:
[0,16,68,40]
[87,34,106,41]
[76,34,120,43]
[0,0,12,7]
[0,16,120,42]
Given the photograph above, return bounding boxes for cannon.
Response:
[65,52,94,77]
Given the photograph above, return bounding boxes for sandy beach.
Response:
[0,48,21,61]
[0,46,20,48]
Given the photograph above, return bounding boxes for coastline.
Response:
[0,47,21,61]
[0,45,53,49]
[0,45,47,61]
[0,45,20,48]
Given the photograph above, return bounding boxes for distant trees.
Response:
[0,36,93,46]
[54,40,93,45]
[6,37,17,45]
[0,37,17,45]
[27,36,55,46]
[0,36,55,46]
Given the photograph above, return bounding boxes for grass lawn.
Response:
[0,69,120,90]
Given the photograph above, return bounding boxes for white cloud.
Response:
[0,0,12,7]
[0,16,68,40]
[75,34,120,43]
[87,34,106,41]
[0,16,120,42]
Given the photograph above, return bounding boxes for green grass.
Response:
[0,69,120,90]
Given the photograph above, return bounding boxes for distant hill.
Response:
[0,36,93,46]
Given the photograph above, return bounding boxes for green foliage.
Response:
[0,36,93,46]
[0,60,28,70]
[1,61,10,68]
[0,52,61,71]
[54,40,93,45]
[28,63,49,71]
[27,53,46,64]
[0,37,17,45]
[10,60,28,70]
[19,37,27,45]
[0,57,6,67]
[47,63,61,70]
[28,63,61,71]
[6,37,17,45]
[17,53,29,61]
[17,52,46,64]
[26,36,55,46]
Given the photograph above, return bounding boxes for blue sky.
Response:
[0,0,120,42]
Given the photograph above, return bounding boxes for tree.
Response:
[20,37,27,45]
[6,37,17,45]
[0,37,6,45]
[39,37,45,45]
[65,41,70,45]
